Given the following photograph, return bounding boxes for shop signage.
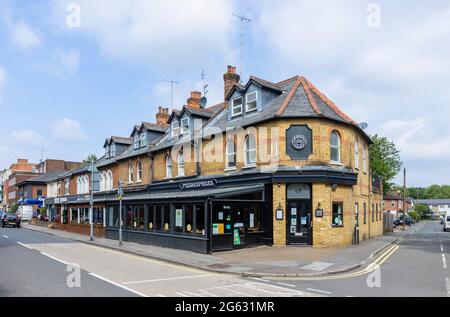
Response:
[179,179,218,191]
[233,229,241,246]
[315,208,324,218]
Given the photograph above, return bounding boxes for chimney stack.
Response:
[187,91,202,109]
[223,65,240,100]
[156,107,170,125]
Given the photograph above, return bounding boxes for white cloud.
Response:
[12,129,47,146]
[9,20,41,51]
[52,0,234,70]
[55,48,80,75]
[53,118,87,141]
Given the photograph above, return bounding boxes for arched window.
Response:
[166,155,172,178]
[330,131,341,163]
[245,134,257,167]
[128,162,134,183]
[99,172,105,192]
[354,140,359,169]
[178,150,185,177]
[136,161,142,182]
[226,138,236,169]
[107,170,113,190]
[77,177,81,194]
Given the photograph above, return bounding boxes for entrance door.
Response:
[287,200,312,244]
[286,184,312,245]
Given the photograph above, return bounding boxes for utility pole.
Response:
[118,180,124,246]
[233,13,252,81]
[403,167,407,231]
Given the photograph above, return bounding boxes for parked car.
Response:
[443,214,450,232]
[394,217,414,227]
[16,205,33,221]
[1,213,21,228]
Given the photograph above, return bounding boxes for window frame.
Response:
[332,202,344,227]
[180,117,190,137]
[136,161,142,182]
[177,150,185,177]
[171,121,180,138]
[225,138,236,170]
[231,96,243,117]
[133,135,139,150]
[128,162,134,183]
[165,155,172,179]
[330,130,341,164]
[244,134,257,167]
[245,91,258,113]
[139,133,147,148]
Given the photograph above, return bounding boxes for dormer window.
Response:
[245,91,258,112]
[139,133,147,147]
[105,145,110,159]
[231,97,243,117]
[133,135,139,149]
[180,118,190,137]
[110,144,115,157]
[172,121,180,137]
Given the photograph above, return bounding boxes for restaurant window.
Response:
[185,205,194,234]
[178,150,185,177]
[245,134,257,167]
[165,155,172,178]
[330,131,341,163]
[175,205,183,233]
[163,206,171,232]
[212,204,232,235]
[155,206,163,231]
[195,205,205,235]
[226,138,236,169]
[134,206,144,230]
[332,202,344,227]
[71,208,78,223]
[126,206,133,228]
[147,205,154,231]
[247,206,262,233]
[108,206,119,228]
[93,207,104,225]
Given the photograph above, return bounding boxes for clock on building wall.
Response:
[291,134,308,151]
[286,125,313,160]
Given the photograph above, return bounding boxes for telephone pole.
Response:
[403,167,407,231]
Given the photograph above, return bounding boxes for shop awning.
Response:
[122,184,265,201]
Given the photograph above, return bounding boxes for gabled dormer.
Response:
[104,136,132,159]
[225,75,283,120]
[131,119,169,151]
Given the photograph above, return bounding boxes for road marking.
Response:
[277,282,296,288]
[442,254,447,269]
[88,273,148,297]
[17,242,33,250]
[122,274,212,285]
[441,244,444,252]
[2,235,8,239]
[307,288,332,295]
[40,252,69,265]
[250,277,270,283]
[445,278,450,297]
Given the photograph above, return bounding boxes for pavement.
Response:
[22,221,420,277]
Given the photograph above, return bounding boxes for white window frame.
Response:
[178,151,185,177]
[330,131,341,164]
[231,96,243,117]
[136,161,142,182]
[105,145,110,159]
[354,140,359,170]
[171,121,180,137]
[225,138,236,170]
[166,155,172,178]
[140,133,147,147]
[107,170,113,191]
[110,144,115,157]
[180,117,190,137]
[128,163,134,183]
[245,91,258,113]
[244,134,257,167]
[133,135,139,149]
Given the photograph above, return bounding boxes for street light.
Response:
[117,180,124,246]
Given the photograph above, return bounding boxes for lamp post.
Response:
[118,180,124,246]
[89,160,94,241]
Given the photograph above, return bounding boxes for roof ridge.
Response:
[276,76,302,116]
[275,75,299,87]
[305,78,357,125]
[299,77,322,116]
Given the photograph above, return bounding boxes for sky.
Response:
[0,0,449,187]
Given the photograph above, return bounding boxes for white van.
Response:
[444,212,450,232]
[16,205,33,221]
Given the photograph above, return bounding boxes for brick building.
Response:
[46,66,384,253]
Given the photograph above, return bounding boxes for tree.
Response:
[414,204,430,219]
[10,203,19,213]
[82,154,98,166]
[369,134,403,192]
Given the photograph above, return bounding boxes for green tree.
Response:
[10,203,19,213]
[369,134,403,192]
[82,154,98,166]
[414,204,430,219]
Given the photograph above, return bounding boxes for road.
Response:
[0,221,448,297]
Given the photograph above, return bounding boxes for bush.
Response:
[409,211,421,222]
[10,203,19,213]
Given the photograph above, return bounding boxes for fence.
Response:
[383,212,394,233]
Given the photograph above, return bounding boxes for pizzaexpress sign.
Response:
[180,179,218,191]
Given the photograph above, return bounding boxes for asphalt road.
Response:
[0,221,448,297]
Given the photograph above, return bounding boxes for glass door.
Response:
[287,200,312,245]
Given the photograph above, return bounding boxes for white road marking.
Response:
[2,235,8,239]
[441,244,444,252]
[442,254,448,269]
[40,252,69,266]
[307,288,332,295]
[250,277,270,283]
[88,273,148,297]
[277,282,296,288]
[122,274,212,285]
[17,242,33,250]
[445,278,450,297]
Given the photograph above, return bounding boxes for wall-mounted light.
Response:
[331,184,338,191]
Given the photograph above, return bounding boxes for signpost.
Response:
[118,180,124,246]
[89,161,100,241]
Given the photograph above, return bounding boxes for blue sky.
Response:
[0,0,449,187]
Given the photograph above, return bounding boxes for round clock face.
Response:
[291,135,308,150]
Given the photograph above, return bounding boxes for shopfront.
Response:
[285,184,312,245]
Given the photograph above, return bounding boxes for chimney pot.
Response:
[187,91,202,109]
[156,106,170,125]
[223,65,240,100]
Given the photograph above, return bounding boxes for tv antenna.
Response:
[40,149,45,163]
[163,80,179,110]
[233,13,252,81]
[201,70,209,96]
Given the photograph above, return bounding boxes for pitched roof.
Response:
[17,170,67,185]
[111,136,132,145]
[141,122,169,133]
